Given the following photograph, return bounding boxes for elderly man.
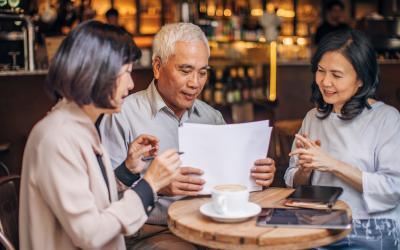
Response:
[99,23,276,249]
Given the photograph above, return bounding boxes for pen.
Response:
[142,152,184,161]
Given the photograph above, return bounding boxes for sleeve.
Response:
[114,161,141,186]
[362,110,400,213]
[284,115,308,187]
[131,179,156,215]
[98,113,131,169]
[35,135,148,249]
[214,109,226,125]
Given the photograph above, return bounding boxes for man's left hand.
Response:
[251,158,276,187]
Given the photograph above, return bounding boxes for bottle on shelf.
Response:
[238,66,251,102]
[248,66,264,101]
[202,67,215,104]
[213,68,226,105]
[232,67,242,103]
[225,67,236,105]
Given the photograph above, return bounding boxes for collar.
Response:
[145,80,200,119]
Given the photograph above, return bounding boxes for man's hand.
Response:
[143,149,181,192]
[158,167,205,196]
[125,134,159,174]
[251,158,276,187]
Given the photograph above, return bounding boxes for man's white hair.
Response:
[152,23,210,64]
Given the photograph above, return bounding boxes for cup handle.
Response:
[215,195,228,215]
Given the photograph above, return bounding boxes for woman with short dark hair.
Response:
[19,20,181,250]
[285,29,400,249]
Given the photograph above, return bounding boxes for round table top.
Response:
[168,187,351,250]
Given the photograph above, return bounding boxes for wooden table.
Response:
[168,188,351,250]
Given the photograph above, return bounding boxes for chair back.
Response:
[0,231,15,250]
[0,175,20,250]
[0,143,10,177]
[270,119,302,187]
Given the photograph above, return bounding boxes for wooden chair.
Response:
[0,231,15,250]
[0,143,10,177]
[0,175,20,250]
[270,119,302,187]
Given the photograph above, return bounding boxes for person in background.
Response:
[314,0,349,45]
[285,29,400,249]
[19,20,181,250]
[105,8,127,31]
[99,22,276,249]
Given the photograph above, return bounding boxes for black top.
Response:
[314,22,350,45]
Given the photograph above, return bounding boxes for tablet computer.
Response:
[256,208,351,230]
[287,185,343,204]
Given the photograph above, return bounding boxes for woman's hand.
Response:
[125,134,159,174]
[143,149,182,192]
[295,133,321,149]
[290,134,338,172]
[290,134,363,191]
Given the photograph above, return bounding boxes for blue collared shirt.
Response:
[99,80,225,224]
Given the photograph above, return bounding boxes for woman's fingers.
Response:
[295,134,313,148]
[132,144,153,159]
[289,148,309,156]
[299,154,313,161]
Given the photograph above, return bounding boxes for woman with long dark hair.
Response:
[19,20,181,250]
[285,29,400,249]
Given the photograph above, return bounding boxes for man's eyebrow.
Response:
[178,64,194,69]
[177,64,210,70]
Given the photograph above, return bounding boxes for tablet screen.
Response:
[256,208,351,229]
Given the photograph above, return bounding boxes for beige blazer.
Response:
[19,100,147,250]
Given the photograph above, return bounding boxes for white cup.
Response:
[211,184,249,216]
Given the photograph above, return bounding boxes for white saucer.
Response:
[199,202,261,223]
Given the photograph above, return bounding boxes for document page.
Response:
[178,120,272,194]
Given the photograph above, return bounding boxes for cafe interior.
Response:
[1,0,400,249]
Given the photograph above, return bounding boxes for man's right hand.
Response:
[143,149,181,192]
[158,167,205,196]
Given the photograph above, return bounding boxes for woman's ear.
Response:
[153,57,161,80]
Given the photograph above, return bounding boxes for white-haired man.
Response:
[99,23,276,249]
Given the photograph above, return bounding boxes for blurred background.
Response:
[1,0,399,186]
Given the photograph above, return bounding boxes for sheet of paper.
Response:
[179,120,272,194]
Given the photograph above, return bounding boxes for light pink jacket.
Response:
[19,100,147,250]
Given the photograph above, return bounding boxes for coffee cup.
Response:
[211,184,249,216]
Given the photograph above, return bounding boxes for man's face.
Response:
[328,5,343,25]
[153,41,209,118]
[107,16,118,26]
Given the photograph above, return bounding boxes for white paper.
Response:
[178,120,272,194]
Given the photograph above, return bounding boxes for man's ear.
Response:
[153,57,161,80]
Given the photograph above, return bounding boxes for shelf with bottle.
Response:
[200,64,275,107]
[208,36,311,65]
[200,64,279,123]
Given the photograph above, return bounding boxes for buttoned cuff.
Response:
[114,161,141,187]
[132,179,157,215]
